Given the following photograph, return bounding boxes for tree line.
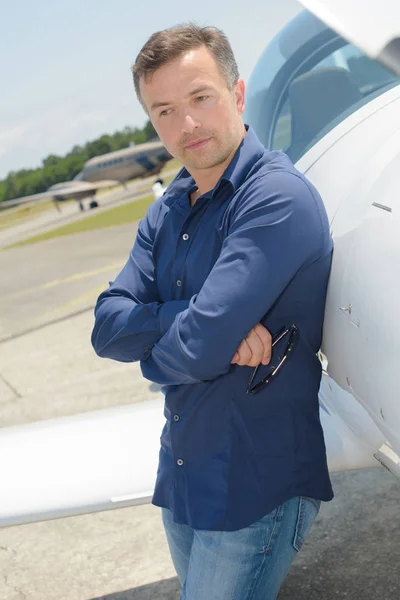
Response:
[0,120,157,204]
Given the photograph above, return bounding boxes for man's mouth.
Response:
[184,138,211,150]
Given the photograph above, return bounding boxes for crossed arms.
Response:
[91,172,320,385]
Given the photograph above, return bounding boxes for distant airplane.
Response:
[74,140,171,184]
[1,140,172,212]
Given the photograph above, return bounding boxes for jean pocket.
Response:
[293,496,321,552]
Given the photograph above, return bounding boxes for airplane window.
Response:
[245,10,400,164]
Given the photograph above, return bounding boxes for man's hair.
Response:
[132,23,239,109]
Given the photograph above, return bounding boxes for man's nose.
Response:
[181,113,201,134]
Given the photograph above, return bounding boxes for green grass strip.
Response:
[6,195,154,249]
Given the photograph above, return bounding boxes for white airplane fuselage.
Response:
[74,141,172,184]
[298,84,400,477]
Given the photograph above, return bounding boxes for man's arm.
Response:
[140,171,329,385]
[91,202,189,362]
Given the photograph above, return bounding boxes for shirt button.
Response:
[173,414,180,422]
[182,233,189,241]
[176,280,182,287]
[177,459,184,466]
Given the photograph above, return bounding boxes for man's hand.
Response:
[231,323,272,367]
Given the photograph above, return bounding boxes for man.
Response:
[152,177,166,200]
[92,23,333,599]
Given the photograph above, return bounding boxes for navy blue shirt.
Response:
[92,126,334,531]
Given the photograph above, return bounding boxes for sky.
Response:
[0,0,301,179]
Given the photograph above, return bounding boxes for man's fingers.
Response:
[253,323,272,365]
[245,329,265,366]
[231,325,273,367]
[233,339,253,366]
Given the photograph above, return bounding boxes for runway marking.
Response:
[5,261,125,300]
[40,284,107,321]
[42,262,125,289]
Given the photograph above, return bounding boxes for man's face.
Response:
[139,46,245,173]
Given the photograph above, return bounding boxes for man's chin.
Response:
[185,159,218,171]
[182,152,230,172]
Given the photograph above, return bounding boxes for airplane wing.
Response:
[0,399,165,528]
[0,381,385,528]
[1,180,119,209]
[62,180,119,192]
[300,0,400,75]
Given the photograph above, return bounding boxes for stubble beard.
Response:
[180,129,240,171]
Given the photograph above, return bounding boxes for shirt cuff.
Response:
[159,300,190,335]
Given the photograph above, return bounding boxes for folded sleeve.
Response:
[140,171,328,384]
[91,202,190,362]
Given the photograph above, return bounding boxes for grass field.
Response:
[162,157,182,174]
[6,194,154,249]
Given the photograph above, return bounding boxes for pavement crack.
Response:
[2,570,28,599]
[0,305,94,346]
[0,545,17,557]
[0,373,21,399]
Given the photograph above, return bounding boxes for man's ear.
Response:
[235,79,245,115]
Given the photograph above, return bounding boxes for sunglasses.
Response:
[246,324,299,396]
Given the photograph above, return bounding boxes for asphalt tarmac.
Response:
[0,192,399,599]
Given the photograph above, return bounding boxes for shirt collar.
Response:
[164,125,265,207]
[218,125,265,195]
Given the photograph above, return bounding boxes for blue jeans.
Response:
[161,495,320,600]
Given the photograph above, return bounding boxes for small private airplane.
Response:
[1,0,400,527]
[1,140,172,212]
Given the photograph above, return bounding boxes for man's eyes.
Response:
[158,96,210,117]
[159,108,172,117]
